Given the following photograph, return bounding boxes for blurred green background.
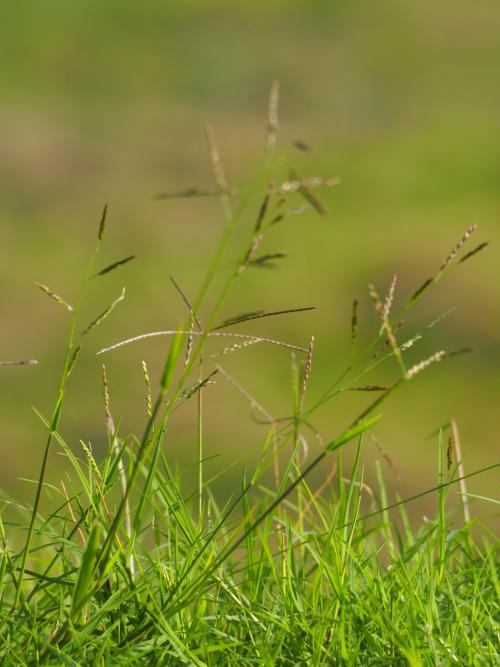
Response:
[0,1,498,519]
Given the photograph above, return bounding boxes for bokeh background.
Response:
[0,1,498,521]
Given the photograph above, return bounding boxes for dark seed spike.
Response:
[98,204,108,241]
[447,436,453,473]
[445,346,476,358]
[409,277,434,304]
[269,213,284,226]
[293,140,311,152]
[212,306,315,332]
[97,255,136,276]
[66,346,81,379]
[248,252,287,269]
[349,385,388,392]
[156,187,224,200]
[255,183,275,232]
[459,241,489,264]
[351,299,358,360]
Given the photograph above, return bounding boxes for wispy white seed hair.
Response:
[279,176,340,193]
[383,274,397,319]
[406,350,445,379]
[214,339,260,357]
[400,334,423,351]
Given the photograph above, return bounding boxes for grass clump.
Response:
[0,86,498,666]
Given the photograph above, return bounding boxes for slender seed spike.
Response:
[79,441,101,481]
[214,339,260,358]
[409,277,434,304]
[289,169,327,217]
[101,363,114,432]
[447,436,453,473]
[156,186,228,199]
[255,183,275,232]
[301,336,314,402]
[351,299,358,361]
[239,235,264,275]
[372,320,405,360]
[293,140,311,152]
[141,360,153,417]
[185,313,194,367]
[66,345,81,379]
[446,346,475,358]
[279,176,340,193]
[383,274,397,318]
[212,306,315,331]
[440,223,478,271]
[369,282,405,374]
[368,283,384,315]
[406,350,446,379]
[34,282,73,312]
[81,287,125,336]
[459,241,489,264]
[98,204,108,241]
[248,252,287,269]
[97,255,136,276]
[205,123,229,194]
[349,385,388,392]
[269,213,284,226]
[244,235,264,264]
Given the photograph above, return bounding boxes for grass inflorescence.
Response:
[0,86,498,666]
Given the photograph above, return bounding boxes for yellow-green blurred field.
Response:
[0,1,498,516]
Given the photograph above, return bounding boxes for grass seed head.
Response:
[440,223,478,271]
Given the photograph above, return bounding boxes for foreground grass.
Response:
[1,94,498,665]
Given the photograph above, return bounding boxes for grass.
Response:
[0,90,498,665]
